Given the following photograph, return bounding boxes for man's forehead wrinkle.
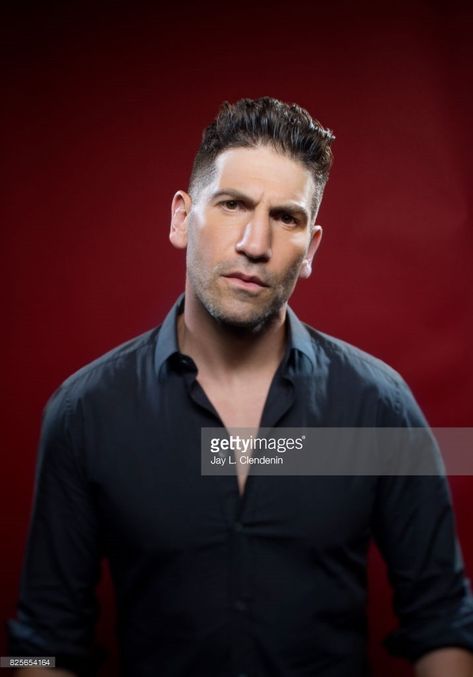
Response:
[211,185,312,215]
[210,187,264,205]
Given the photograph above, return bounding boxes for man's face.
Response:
[171,145,322,330]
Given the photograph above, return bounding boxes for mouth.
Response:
[222,271,269,292]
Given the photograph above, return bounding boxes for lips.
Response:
[223,271,269,287]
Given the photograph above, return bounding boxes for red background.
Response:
[2,2,472,675]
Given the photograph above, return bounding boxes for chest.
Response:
[196,374,273,430]
[87,371,377,555]
[198,378,273,494]
[97,421,376,559]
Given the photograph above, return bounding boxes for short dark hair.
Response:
[188,97,335,212]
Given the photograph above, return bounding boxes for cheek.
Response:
[193,223,237,259]
[273,233,309,269]
[187,229,224,272]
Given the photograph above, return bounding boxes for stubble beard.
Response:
[187,247,305,333]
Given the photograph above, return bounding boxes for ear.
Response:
[169,191,192,249]
[299,225,323,279]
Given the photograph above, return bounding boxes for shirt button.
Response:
[234,599,248,612]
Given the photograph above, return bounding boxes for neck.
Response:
[178,287,287,378]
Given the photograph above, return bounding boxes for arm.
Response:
[373,378,473,665]
[7,386,105,675]
[414,647,473,677]
[373,470,473,661]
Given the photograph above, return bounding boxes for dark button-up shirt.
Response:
[8,295,473,676]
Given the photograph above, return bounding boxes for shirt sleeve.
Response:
[6,385,106,676]
[372,376,473,663]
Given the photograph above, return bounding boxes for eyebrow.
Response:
[210,189,310,223]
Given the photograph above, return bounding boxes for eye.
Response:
[221,199,242,211]
[274,211,298,226]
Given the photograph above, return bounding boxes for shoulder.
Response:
[48,326,161,412]
[302,324,427,426]
[36,327,163,474]
[306,325,402,387]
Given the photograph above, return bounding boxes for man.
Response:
[8,97,473,676]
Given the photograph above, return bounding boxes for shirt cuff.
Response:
[6,618,107,677]
[384,598,473,662]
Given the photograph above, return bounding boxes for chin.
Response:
[204,296,283,332]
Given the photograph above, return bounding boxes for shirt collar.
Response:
[154,293,185,374]
[285,304,316,369]
[154,294,316,376]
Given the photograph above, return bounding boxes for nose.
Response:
[235,209,272,262]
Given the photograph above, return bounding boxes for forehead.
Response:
[204,145,316,206]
